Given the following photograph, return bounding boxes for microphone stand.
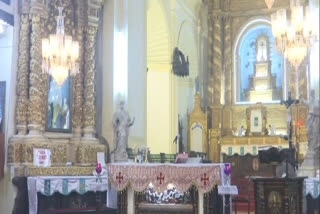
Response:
[281,92,299,178]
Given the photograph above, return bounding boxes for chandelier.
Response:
[270,0,319,68]
[42,7,79,86]
[265,0,275,9]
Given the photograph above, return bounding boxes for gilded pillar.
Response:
[288,63,298,99]
[213,16,222,105]
[72,26,84,138]
[298,58,308,101]
[15,14,30,135]
[207,16,214,105]
[222,16,233,136]
[27,14,45,135]
[209,127,221,163]
[83,25,98,139]
[224,16,232,105]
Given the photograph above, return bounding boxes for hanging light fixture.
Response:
[265,0,275,9]
[42,7,79,86]
[270,0,319,68]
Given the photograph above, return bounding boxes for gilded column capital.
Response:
[88,0,103,28]
[30,0,48,19]
[18,0,31,15]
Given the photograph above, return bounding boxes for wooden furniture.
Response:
[188,94,207,153]
[252,177,305,214]
[233,177,253,214]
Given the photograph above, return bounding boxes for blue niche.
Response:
[237,24,284,102]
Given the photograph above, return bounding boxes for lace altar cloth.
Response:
[304,177,320,199]
[27,176,108,214]
[107,163,226,193]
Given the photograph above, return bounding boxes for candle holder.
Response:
[95,162,102,183]
[224,163,231,186]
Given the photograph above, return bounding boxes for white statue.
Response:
[237,126,244,137]
[298,91,320,177]
[111,101,135,162]
[306,98,320,154]
[269,125,276,136]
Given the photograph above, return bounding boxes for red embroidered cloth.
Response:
[107,163,223,193]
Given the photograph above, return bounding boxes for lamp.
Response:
[270,0,319,68]
[265,0,275,9]
[42,7,79,86]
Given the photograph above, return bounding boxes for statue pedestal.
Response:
[298,151,320,177]
[111,153,128,163]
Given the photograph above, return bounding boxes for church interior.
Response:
[0,0,319,213]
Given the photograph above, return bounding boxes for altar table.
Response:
[28,176,108,214]
[107,163,229,214]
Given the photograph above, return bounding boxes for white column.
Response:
[101,0,116,146]
[198,191,204,214]
[127,0,147,148]
[127,186,135,214]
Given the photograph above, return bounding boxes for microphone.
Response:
[173,134,180,144]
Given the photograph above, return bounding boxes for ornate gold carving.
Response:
[209,129,221,162]
[298,58,308,101]
[213,16,222,104]
[15,14,30,134]
[207,17,214,105]
[7,143,14,163]
[288,63,298,99]
[224,16,232,105]
[27,167,95,176]
[47,0,75,35]
[77,143,106,164]
[188,94,207,153]
[83,26,98,130]
[72,27,84,130]
[28,14,45,128]
[51,144,68,164]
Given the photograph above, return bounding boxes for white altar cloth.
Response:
[304,177,320,199]
[27,176,108,214]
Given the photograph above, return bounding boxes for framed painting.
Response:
[246,103,267,136]
[46,76,72,133]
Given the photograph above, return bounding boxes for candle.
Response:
[224,163,231,176]
[96,162,102,174]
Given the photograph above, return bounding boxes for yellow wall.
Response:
[147,70,172,153]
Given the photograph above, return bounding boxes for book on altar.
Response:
[33,148,51,167]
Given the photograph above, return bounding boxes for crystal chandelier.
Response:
[42,7,79,86]
[270,0,319,68]
[265,0,275,9]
